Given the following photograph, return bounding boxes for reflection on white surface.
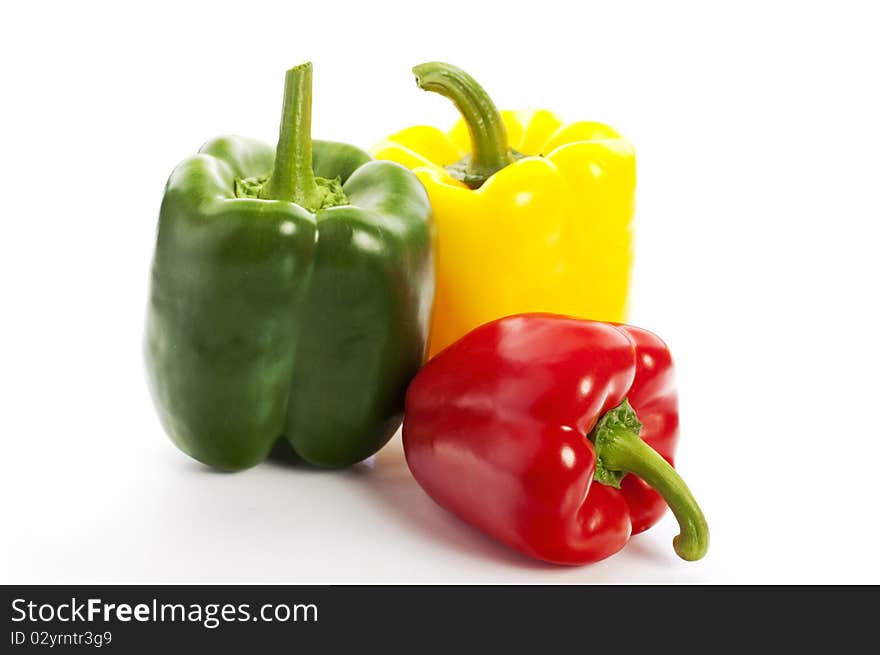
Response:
[5,426,700,583]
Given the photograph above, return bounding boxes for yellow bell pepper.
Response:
[372,62,636,358]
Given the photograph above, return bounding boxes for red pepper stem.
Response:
[590,399,709,561]
[412,62,515,188]
[260,62,322,210]
[601,425,708,561]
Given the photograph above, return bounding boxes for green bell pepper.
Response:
[145,63,434,470]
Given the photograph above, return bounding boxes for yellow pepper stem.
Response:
[412,62,516,189]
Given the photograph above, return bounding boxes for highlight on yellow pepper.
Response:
[372,62,636,358]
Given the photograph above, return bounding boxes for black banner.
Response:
[1,585,874,651]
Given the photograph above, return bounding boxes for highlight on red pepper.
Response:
[402,313,709,565]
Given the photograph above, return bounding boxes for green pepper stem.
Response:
[412,62,515,188]
[260,62,322,210]
[597,420,709,561]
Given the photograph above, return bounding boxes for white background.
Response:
[2,0,878,584]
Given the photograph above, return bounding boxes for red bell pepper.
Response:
[402,313,709,564]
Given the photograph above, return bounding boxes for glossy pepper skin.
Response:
[403,314,708,564]
[373,63,635,357]
[145,64,433,471]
